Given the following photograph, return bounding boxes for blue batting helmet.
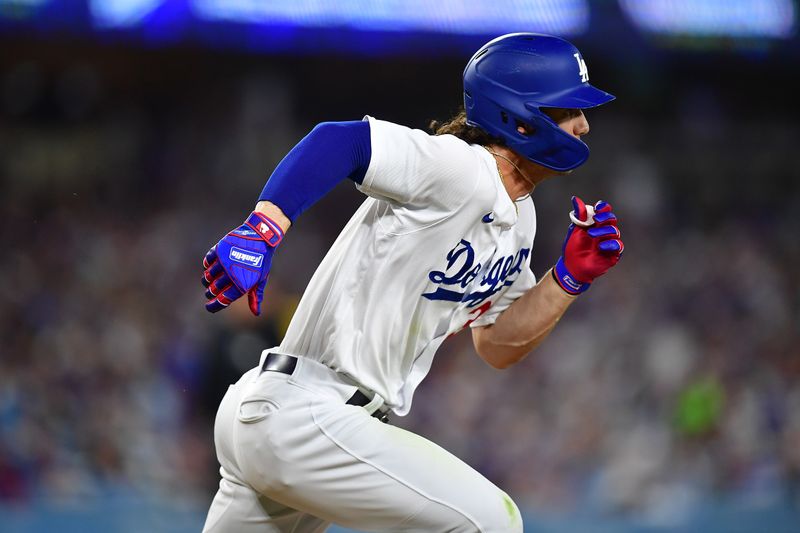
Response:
[463,33,615,171]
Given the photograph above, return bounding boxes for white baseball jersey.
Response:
[279,116,537,415]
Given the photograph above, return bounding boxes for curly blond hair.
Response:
[428,108,506,147]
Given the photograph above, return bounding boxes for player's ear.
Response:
[515,120,535,136]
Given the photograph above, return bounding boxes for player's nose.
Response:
[573,112,589,138]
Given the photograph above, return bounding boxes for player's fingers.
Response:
[593,211,618,226]
[594,200,613,214]
[205,272,236,299]
[571,196,588,223]
[598,239,624,254]
[587,225,620,239]
[203,246,218,269]
[201,260,224,288]
[205,293,238,313]
[205,283,244,313]
[219,284,244,305]
[205,297,229,313]
[205,278,222,299]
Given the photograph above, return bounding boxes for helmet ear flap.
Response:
[498,110,534,141]
[496,110,540,142]
[510,111,590,171]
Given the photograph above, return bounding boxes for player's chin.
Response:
[536,163,573,179]
[540,168,572,182]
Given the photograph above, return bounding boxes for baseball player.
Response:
[201,33,623,532]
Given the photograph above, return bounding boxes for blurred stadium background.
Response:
[1,1,799,531]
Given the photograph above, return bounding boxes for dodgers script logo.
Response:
[422,239,529,307]
[229,247,264,268]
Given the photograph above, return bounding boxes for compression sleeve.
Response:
[257,121,372,222]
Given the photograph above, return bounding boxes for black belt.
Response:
[261,353,390,423]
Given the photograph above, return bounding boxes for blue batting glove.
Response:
[201,212,283,315]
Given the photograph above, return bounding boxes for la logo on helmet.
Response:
[574,53,589,83]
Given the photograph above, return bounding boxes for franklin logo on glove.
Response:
[229,247,264,268]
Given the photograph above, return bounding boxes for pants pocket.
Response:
[237,398,281,424]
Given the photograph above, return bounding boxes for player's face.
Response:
[541,108,590,139]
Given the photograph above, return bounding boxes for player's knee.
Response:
[418,490,521,532]
[476,491,523,533]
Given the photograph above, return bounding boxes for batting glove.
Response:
[553,196,624,295]
[202,212,284,315]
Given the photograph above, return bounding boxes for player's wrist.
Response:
[254,201,291,234]
[244,211,284,248]
[552,257,591,295]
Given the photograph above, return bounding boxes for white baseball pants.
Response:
[202,352,523,533]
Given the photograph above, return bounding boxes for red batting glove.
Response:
[552,196,624,295]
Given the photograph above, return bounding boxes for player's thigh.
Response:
[315,407,523,533]
[203,475,329,533]
[235,396,522,532]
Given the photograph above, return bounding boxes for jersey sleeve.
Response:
[357,116,482,211]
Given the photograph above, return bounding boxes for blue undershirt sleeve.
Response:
[257,120,372,222]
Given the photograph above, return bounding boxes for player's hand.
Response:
[201,212,284,315]
[552,196,623,295]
